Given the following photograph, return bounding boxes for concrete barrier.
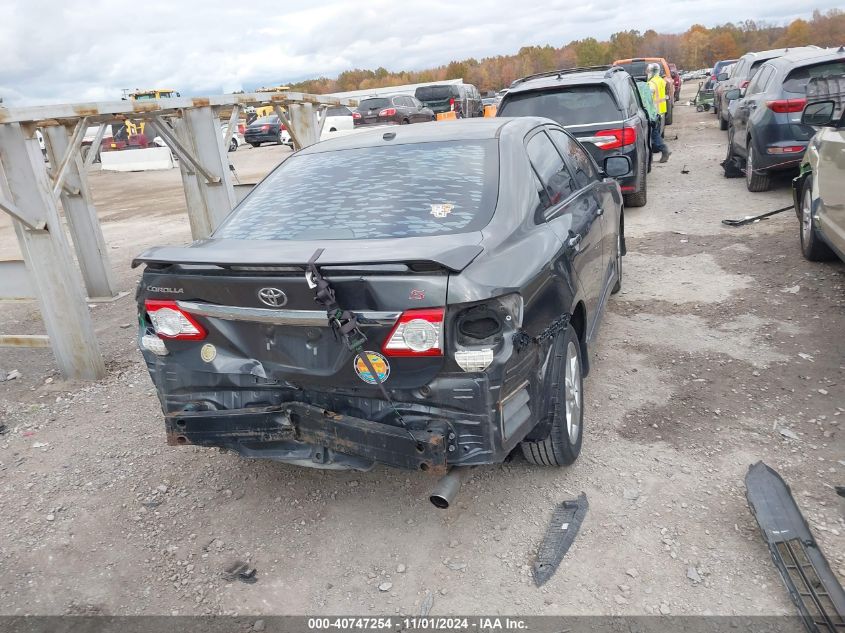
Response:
[100,147,174,172]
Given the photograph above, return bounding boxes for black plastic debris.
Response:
[745,461,845,633]
[532,493,588,586]
[722,205,793,227]
[222,560,257,584]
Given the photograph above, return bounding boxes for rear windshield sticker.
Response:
[354,351,390,385]
[430,203,454,218]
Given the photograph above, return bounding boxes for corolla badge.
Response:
[257,287,287,307]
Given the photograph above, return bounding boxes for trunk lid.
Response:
[137,235,483,391]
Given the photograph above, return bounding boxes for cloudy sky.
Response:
[0,0,838,105]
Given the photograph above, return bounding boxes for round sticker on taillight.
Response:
[354,351,390,385]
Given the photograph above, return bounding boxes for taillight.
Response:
[710,75,717,81]
[378,108,397,117]
[593,128,636,150]
[352,112,362,119]
[766,145,806,154]
[382,308,444,356]
[280,124,286,131]
[766,98,807,114]
[260,124,270,132]
[449,97,455,111]
[144,300,206,340]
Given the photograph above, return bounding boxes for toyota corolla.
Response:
[133,118,629,503]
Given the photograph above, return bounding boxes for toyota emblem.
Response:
[257,287,287,307]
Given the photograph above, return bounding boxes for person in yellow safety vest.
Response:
[647,63,672,163]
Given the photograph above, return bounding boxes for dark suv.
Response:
[497,66,651,207]
[353,95,435,127]
[415,83,483,118]
[725,47,845,192]
[716,47,820,130]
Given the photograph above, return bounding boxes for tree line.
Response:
[286,9,843,95]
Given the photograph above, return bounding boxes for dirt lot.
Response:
[0,85,843,617]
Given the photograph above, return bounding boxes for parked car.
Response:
[353,95,434,127]
[724,48,845,191]
[244,115,285,147]
[793,96,845,262]
[612,57,675,125]
[132,118,630,488]
[414,83,483,118]
[707,59,738,98]
[280,105,355,147]
[716,47,820,130]
[220,124,246,152]
[498,65,651,207]
[711,62,737,117]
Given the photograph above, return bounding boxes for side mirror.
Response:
[802,100,836,126]
[604,155,632,178]
[725,88,742,101]
[717,73,728,81]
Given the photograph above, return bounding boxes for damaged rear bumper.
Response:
[166,402,452,474]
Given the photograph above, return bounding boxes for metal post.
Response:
[287,103,320,149]
[44,123,118,300]
[171,117,214,240]
[181,106,236,238]
[0,122,105,379]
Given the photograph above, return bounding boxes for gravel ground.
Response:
[0,85,843,617]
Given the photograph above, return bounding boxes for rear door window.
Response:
[215,140,499,241]
[784,60,845,96]
[415,86,454,101]
[500,85,623,126]
[525,131,575,206]
[747,66,773,95]
[549,128,597,189]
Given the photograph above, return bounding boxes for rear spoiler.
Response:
[132,237,485,273]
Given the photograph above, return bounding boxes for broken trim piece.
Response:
[532,492,588,586]
[745,461,845,633]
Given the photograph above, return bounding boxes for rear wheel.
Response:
[249,142,259,148]
[520,326,583,467]
[664,103,673,126]
[623,154,647,208]
[228,138,238,152]
[800,176,834,261]
[745,141,771,192]
[401,119,409,125]
[719,113,728,130]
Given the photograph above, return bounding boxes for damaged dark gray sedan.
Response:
[133,117,629,500]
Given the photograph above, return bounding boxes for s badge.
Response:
[354,351,390,385]
[430,203,454,218]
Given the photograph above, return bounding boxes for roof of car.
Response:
[297,117,546,155]
[741,46,821,61]
[505,66,627,95]
[761,46,845,69]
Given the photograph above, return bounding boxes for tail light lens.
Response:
[144,300,206,340]
[352,112,362,119]
[710,75,717,82]
[594,128,636,150]
[449,97,455,111]
[378,108,397,117]
[766,145,806,154]
[383,308,444,356]
[260,124,270,132]
[280,124,286,131]
[766,98,807,114]
[237,123,245,134]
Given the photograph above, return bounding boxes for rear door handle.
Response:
[596,206,604,216]
[567,234,582,249]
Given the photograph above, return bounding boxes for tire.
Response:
[228,138,238,153]
[623,154,647,208]
[745,140,771,192]
[249,142,260,148]
[799,175,834,261]
[401,119,409,125]
[719,114,728,131]
[520,325,584,467]
[664,103,673,126]
[276,131,284,145]
[611,226,623,294]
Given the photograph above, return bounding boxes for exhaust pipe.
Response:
[429,467,470,509]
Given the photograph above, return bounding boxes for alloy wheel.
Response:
[802,188,813,244]
[564,341,581,444]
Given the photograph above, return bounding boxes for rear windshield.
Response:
[215,140,499,241]
[253,116,278,125]
[415,86,455,101]
[784,61,845,95]
[358,98,390,111]
[616,62,662,79]
[498,86,622,126]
